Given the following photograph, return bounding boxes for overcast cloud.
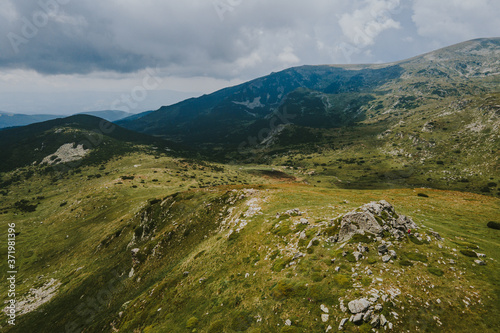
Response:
[0,0,499,114]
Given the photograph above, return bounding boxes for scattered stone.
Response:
[374,304,383,312]
[199,278,206,284]
[380,314,387,326]
[449,259,456,264]
[335,266,341,272]
[370,314,380,328]
[378,244,388,255]
[348,298,371,314]
[436,299,441,304]
[292,252,305,260]
[285,319,292,326]
[351,313,363,324]
[358,244,369,253]
[363,310,373,322]
[322,314,330,322]
[339,318,348,330]
[299,218,309,224]
[388,249,397,258]
[326,325,332,332]
[366,269,373,275]
[183,271,189,277]
[476,253,486,258]
[321,304,329,313]
[474,259,486,266]
[353,251,363,261]
[382,255,391,263]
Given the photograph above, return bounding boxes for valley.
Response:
[0,38,499,332]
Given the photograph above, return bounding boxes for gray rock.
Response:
[338,318,349,330]
[380,314,387,326]
[366,269,373,275]
[382,255,391,263]
[374,304,383,312]
[370,314,380,328]
[430,231,442,240]
[474,259,486,265]
[292,252,305,260]
[378,244,388,254]
[183,271,189,277]
[348,298,371,314]
[353,251,363,261]
[299,218,309,224]
[337,210,384,242]
[363,310,373,322]
[357,244,369,253]
[476,253,486,258]
[388,249,397,258]
[352,313,363,324]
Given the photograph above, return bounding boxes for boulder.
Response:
[382,255,391,263]
[353,251,363,261]
[378,244,388,254]
[380,314,388,326]
[370,314,380,328]
[474,259,486,265]
[363,310,373,322]
[321,314,329,322]
[348,298,371,314]
[388,249,397,258]
[352,313,363,324]
[337,212,383,242]
[338,318,349,330]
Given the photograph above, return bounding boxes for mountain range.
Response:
[0,38,499,333]
[0,110,134,129]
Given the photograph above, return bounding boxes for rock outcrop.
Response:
[337,200,418,242]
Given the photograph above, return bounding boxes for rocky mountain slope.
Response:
[117,38,500,145]
[0,158,498,332]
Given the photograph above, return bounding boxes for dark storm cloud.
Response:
[0,0,499,79]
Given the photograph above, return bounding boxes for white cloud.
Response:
[278,47,301,64]
[339,0,401,47]
[412,0,500,44]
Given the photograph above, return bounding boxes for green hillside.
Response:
[0,39,499,332]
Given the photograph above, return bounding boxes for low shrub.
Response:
[186,317,199,329]
[208,319,225,333]
[399,260,413,267]
[460,249,477,257]
[487,221,500,230]
[405,252,428,262]
[428,267,444,276]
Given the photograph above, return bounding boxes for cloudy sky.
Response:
[0,0,499,115]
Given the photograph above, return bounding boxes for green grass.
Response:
[1,150,499,333]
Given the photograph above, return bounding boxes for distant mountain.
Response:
[77,110,134,122]
[116,110,155,122]
[0,110,137,129]
[0,111,61,129]
[117,38,500,147]
[0,114,179,172]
